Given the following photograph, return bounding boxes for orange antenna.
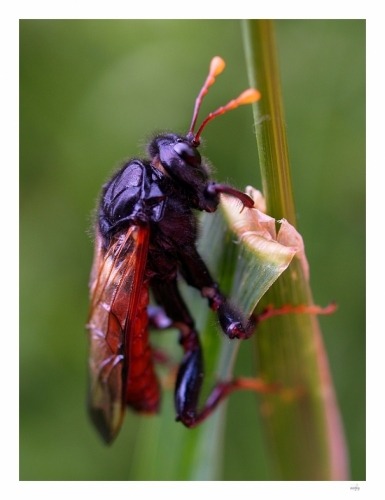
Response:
[188,57,261,146]
[193,88,261,145]
[189,56,226,136]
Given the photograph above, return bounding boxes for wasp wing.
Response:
[86,224,149,444]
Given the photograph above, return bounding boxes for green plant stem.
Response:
[242,19,349,480]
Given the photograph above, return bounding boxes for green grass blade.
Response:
[241,19,349,480]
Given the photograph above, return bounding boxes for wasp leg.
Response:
[151,278,280,428]
[148,305,173,330]
[177,377,279,428]
[151,278,205,427]
[257,302,338,321]
[177,246,256,340]
[205,182,254,208]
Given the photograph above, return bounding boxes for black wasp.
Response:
[87,56,261,443]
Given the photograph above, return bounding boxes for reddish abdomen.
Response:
[125,280,160,413]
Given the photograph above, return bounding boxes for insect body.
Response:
[87,57,261,443]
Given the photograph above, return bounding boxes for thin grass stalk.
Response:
[241,19,349,480]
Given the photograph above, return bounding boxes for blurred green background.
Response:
[20,20,365,480]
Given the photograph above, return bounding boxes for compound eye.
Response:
[173,142,201,167]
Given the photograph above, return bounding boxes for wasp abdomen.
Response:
[124,280,160,413]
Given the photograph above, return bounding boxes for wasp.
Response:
[87,57,261,443]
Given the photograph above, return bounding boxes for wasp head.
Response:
[148,133,210,185]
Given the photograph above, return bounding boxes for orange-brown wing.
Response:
[86,224,149,444]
